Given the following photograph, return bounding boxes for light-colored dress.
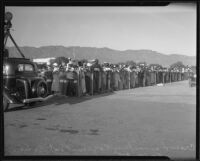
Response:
[113,71,120,90]
[59,70,67,95]
[51,71,60,92]
[81,70,86,94]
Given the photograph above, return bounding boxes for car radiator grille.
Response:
[16,79,28,100]
[17,86,26,99]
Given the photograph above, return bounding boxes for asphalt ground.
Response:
[4,80,196,159]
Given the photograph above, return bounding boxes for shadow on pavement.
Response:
[5,91,115,112]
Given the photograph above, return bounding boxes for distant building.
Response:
[33,57,56,65]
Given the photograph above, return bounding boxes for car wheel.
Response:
[37,81,48,98]
[3,96,9,111]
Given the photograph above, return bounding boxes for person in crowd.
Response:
[101,65,107,93]
[45,62,53,94]
[150,68,156,85]
[146,67,151,86]
[158,69,162,84]
[51,63,60,95]
[86,60,95,95]
[96,60,103,93]
[84,63,91,95]
[123,65,128,89]
[122,66,127,89]
[156,68,161,84]
[163,68,169,83]
[142,66,147,87]
[163,69,166,83]
[110,64,115,91]
[103,62,112,92]
[119,67,125,90]
[59,61,67,95]
[137,68,142,87]
[37,64,47,79]
[178,69,182,81]
[171,69,175,82]
[90,59,101,94]
[80,63,87,96]
[130,66,137,89]
[137,66,142,87]
[118,66,124,90]
[125,65,134,89]
[66,60,78,97]
[113,65,121,91]
[134,65,140,87]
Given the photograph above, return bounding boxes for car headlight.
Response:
[3,65,9,75]
[32,87,36,93]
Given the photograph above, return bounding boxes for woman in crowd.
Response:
[130,67,136,89]
[118,68,124,90]
[146,68,151,86]
[80,63,87,96]
[59,61,68,95]
[103,63,112,92]
[51,63,60,95]
[113,66,120,91]
[124,65,131,89]
[84,65,91,95]
[101,68,107,93]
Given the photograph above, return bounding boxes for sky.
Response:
[6,3,196,56]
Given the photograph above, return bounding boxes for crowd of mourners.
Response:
[37,58,194,97]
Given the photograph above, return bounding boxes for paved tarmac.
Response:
[4,80,196,159]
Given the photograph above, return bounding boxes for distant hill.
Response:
[7,46,196,67]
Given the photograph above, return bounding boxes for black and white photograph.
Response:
[3,3,197,160]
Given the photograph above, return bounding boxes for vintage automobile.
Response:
[3,12,53,111]
[3,57,53,111]
[189,73,196,87]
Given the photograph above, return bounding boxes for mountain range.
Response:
[7,46,196,67]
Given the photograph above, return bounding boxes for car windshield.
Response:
[18,64,34,72]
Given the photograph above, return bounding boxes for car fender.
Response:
[3,87,22,104]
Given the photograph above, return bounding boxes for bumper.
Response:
[22,94,54,104]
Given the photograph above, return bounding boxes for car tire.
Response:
[36,81,48,98]
[3,96,9,111]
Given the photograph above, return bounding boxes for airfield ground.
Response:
[4,80,196,159]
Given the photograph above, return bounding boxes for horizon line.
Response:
[7,45,196,57]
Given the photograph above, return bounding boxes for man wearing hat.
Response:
[45,61,53,94]
[66,61,78,96]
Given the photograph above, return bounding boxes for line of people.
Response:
[37,58,194,97]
